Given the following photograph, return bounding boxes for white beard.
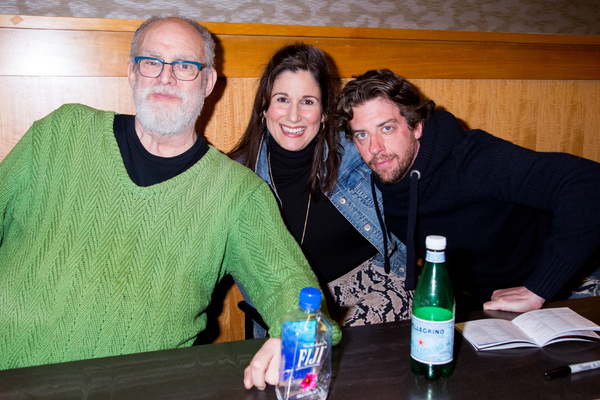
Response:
[133,79,205,137]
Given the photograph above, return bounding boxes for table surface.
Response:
[1,297,599,400]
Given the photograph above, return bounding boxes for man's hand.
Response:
[483,286,545,313]
[244,338,281,390]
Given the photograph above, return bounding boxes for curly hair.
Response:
[336,69,435,141]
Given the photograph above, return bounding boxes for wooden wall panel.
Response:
[409,79,600,162]
[576,82,600,163]
[201,78,257,153]
[201,77,600,162]
[214,280,246,344]
[0,76,135,160]
[2,17,600,80]
[2,77,600,164]
[0,29,131,77]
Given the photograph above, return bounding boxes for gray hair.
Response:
[129,15,215,70]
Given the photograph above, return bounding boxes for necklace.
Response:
[268,152,311,246]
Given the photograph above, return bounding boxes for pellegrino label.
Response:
[425,250,445,263]
[411,314,454,364]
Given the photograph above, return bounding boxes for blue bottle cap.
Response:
[299,287,322,311]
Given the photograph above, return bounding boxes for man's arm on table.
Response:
[222,177,341,389]
[466,134,600,312]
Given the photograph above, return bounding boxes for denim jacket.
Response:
[255,133,407,278]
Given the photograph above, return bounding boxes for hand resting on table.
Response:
[483,286,545,313]
[244,337,281,390]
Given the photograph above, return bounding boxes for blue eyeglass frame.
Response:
[134,56,204,78]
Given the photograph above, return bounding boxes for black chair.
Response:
[237,301,269,339]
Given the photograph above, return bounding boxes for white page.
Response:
[512,307,600,345]
[456,319,534,348]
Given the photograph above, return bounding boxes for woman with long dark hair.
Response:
[229,43,410,331]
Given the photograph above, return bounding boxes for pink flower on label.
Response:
[300,372,318,391]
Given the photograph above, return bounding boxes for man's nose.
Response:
[369,134,384,155]
[158,63,178,84]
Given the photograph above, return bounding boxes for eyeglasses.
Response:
[134,56,204,81]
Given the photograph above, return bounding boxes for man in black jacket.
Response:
[335,69,600,313]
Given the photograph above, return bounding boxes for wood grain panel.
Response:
[0,76,135,160]
[201,78,257,152]
[0,14,142,32]
[409,79,600,162]
[214,284,245,343]
[581,85,600,163]
[4,14,600,45]
[3,77,600,164]
[2,17,600,79]
[0,29,132,77]
[0,76,258,161]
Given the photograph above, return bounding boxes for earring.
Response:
[320,121,325,132]
[262,112,267,125]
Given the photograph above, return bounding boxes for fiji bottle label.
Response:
[411,315,454,364]
[281,320,326,383]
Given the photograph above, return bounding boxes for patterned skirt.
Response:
[326,257,414,327]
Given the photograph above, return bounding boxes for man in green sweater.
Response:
[0,15,340,389]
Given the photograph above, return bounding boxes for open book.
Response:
[456,307,600,351]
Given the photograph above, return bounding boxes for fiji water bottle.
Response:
[276,287,333,400]
[410,235,455,380]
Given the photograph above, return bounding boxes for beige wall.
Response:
[1,0,599,35]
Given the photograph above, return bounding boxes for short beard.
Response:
[369,141,418,184]
[133,77,206,137]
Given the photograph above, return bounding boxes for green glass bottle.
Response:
[410,235,455,380]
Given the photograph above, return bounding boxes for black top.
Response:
[267,137,377,283]
[376,110,600,302]
[113,114,209,187]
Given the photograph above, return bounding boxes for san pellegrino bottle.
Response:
[276,287,333,400]
[410,235,455,380]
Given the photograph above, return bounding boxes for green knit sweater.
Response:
[0,104,340,370]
